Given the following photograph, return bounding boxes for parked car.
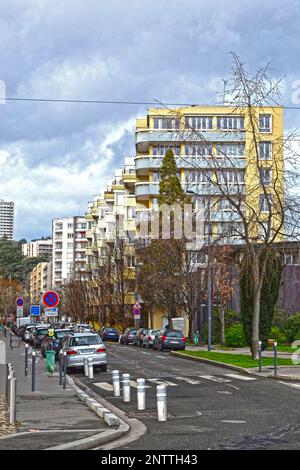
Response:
[133,328,149,347]
[73,323,94,333]
[60,333,107,372]
[23,325,36,342]
[119,328,137,345]
[41,329,73,357]
[100,327,119,342]
[30,326,49,348]
[153,329,186,352]
[142,329,160,349]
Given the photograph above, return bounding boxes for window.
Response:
[67,233,73,239]
[127,207,136,219]
[259,114,271,132]
[216,143,245,156]
[100,209,106,219]
[67,223,73,229]
[186,170,211,183]
[67,242,73,249]
[259,142,272,159]
[185,116,213,130]
[259,194,272,212]
[284,253,294,265]
[260,168,272,185]
[217,116,244,130]
[185,144,212,156]
[153,117,180,129]
[153,145,180,156]
[152,171,160,182]
[219,171,244,184]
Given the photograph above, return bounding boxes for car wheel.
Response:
[101,364,107,372]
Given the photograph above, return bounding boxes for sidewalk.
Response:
[0,333,110,450]
[186,345,293,358]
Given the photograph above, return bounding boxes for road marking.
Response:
[279,381,300,390]
[94,382,113,391]
[141,352,151,355]
[199,375,231,383]
[217,391,232,395]
[147,378,177,386]
[224,373,257,381]
[175,376,202,385]
[225,384,239,390]
[156,355,168,359]
[221,420,246,424]
[130,380,151,389]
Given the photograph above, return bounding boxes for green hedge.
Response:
[225,323,246,348]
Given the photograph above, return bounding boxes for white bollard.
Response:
[9,378,16,424]
[157,384,167,421]
[84,358,89,377]
[137,378,146,411]
[88,358,94,379]
[122,373,130,402]
[112,370,120,397]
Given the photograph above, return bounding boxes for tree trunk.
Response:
[220,306,225,345]
[149,305,154,329]
[251,255,267,360]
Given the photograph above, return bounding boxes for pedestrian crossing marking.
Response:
[224,374,257,381]
[147,378,177,386]
[130,380,151,389]
[199,375,231,383]
[175,376,202,385]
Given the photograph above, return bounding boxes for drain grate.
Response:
[127,411,174,419]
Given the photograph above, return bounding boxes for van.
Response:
[16,317,31,328]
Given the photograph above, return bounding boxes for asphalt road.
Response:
[76,343,300,450]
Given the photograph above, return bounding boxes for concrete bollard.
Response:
[88,358,94,379]
[63,351,67,390]
[84,358,89,377]
[112,370,120,397]
[10,331,13,350]
[258,340,262,373]
[25,343,29,376]
[157,384,167,422]
[7,368,15,406]
[274,341,278,376]
[9,378,16,424]
[31,351,36,392]
[137,378,146,411]
[122,373,130,402]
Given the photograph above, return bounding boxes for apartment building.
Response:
[0,199,14,240]
[52,216,87,290]
[29,261,52,304]
[85,158,137,321]
[22,238,52,259]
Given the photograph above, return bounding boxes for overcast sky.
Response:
[1,0,300,240]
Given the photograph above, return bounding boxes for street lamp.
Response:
[186,189,212,351]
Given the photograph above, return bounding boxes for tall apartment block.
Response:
[0,199,14,240]
[29,261,52,304]
[22,238,52,259]
[52,216,87,290]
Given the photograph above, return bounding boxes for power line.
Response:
[4,96,300,109]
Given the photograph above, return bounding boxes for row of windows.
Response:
[152,115,272,132]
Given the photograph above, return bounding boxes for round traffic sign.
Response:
[133,307,141,316]
[16,297,24,307]
[42,290,60,308]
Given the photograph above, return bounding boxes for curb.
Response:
[171,351,300,381]
[46,375,130,450]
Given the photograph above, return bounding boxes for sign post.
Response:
[133,303,141,330]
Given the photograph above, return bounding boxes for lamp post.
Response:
[187,189,212,351]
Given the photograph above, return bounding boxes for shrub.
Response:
[283,314,300,343]
[225,323,246,348]
[269,326,287,345]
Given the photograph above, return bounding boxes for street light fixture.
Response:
[186,189,212,351]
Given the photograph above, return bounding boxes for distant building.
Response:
[29,261,52,304]
[22,238,52,259]
[0,199,14,240]
[52,216,87,290]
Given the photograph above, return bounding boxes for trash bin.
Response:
[45,350,55,374]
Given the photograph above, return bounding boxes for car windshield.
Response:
[55,330,72,339]
[36,329,48,336]
[151,330,160,335]
[129,330,137,335]
[70,336,101,346]
[166,330,184,338]
[106,328,118,333]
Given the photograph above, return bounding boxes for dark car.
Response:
[41,329,73,358]
[120,328,137,345]
[133,328,148,347]
[100,327,119,342]
[153,329,186,352]
[31,326,49,348]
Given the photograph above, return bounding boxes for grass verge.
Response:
[178,350,297,368]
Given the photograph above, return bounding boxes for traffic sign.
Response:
[44,307,58,317]
[30,305,41,316]
[16,297,24,307]
[42,291,60,308]
[16,306,23,318]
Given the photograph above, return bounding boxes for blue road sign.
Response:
[30,305,41,316]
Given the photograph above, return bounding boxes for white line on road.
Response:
[279,381,300,390]
[217,391,232,395]
[141,352,151,355]
[147,378,177,386]
[175,376,202,385]
[224,374,257,381]
[221,420,247,424]
[130,380,151,389]
[156,355,168,359]
[199,375,231,383]
[94,382,113,391]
